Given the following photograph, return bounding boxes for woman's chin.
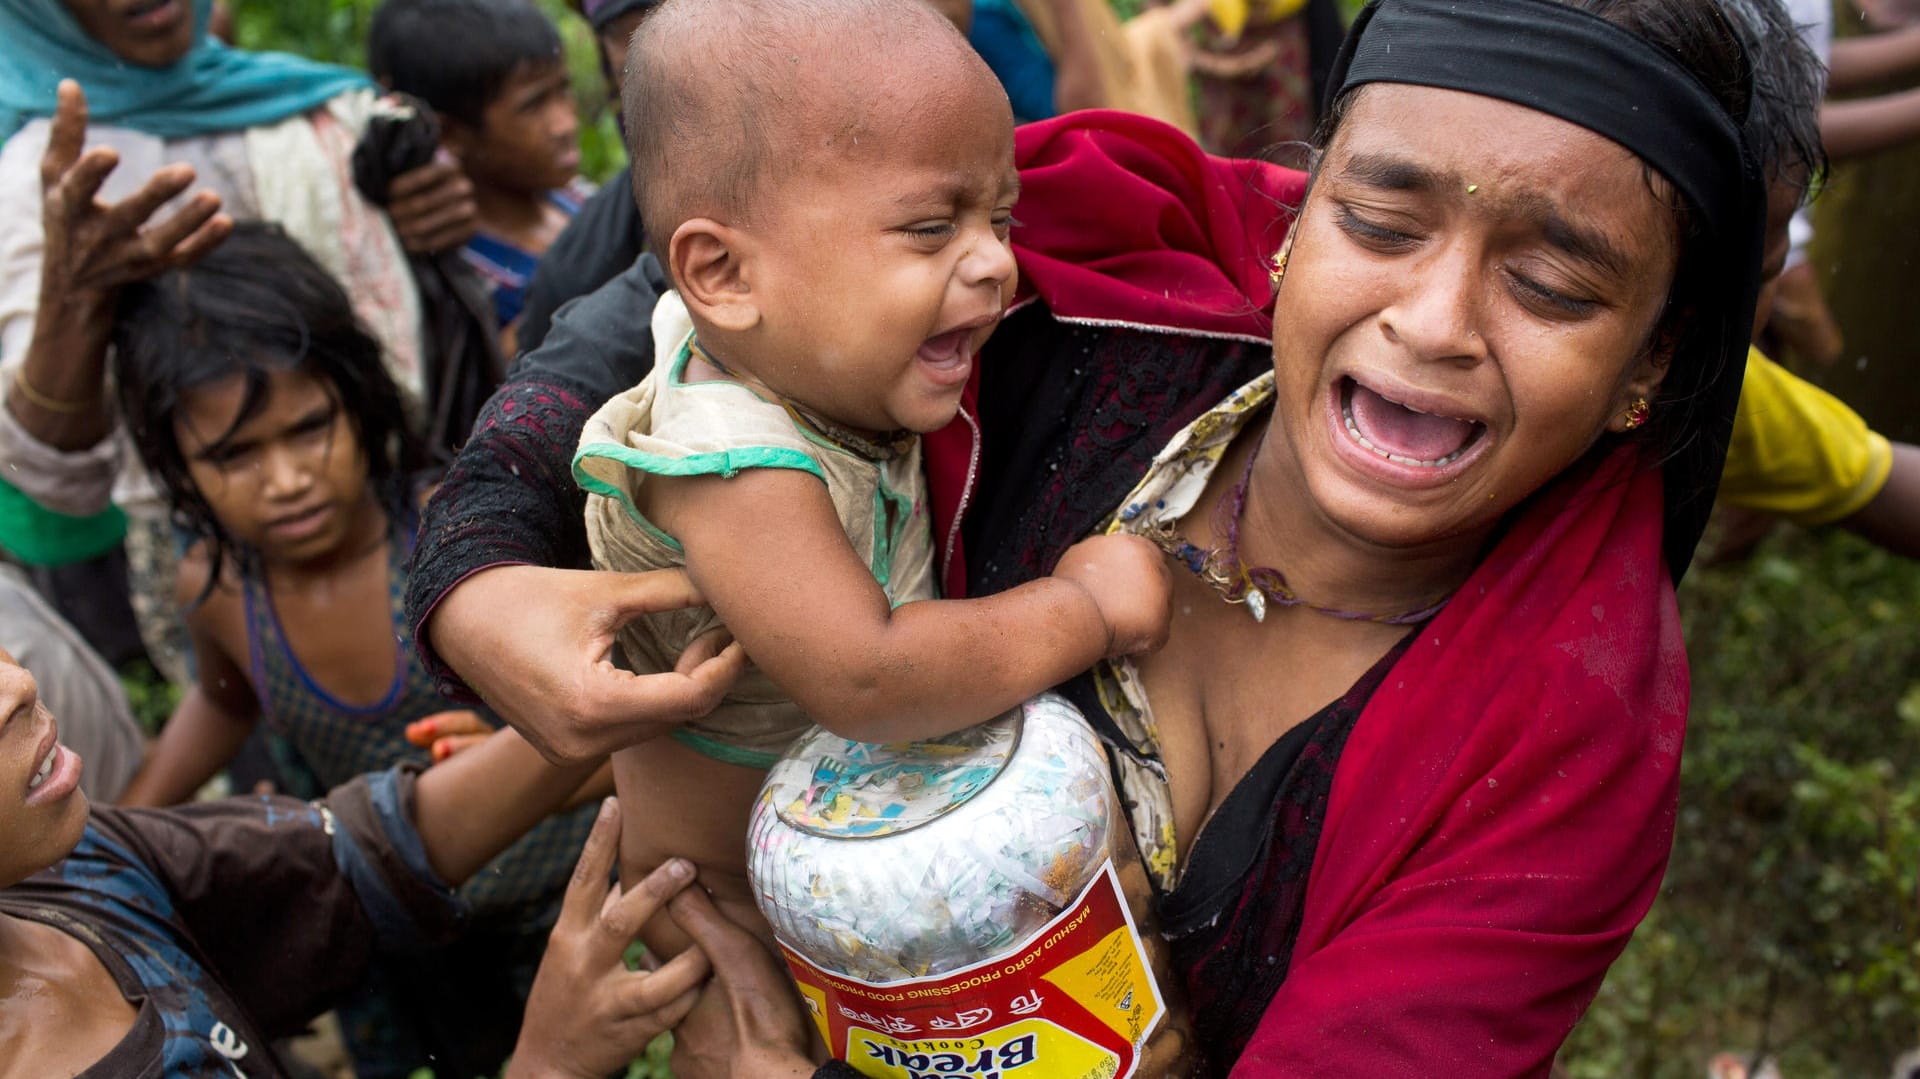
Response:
[1301,462,1494,556]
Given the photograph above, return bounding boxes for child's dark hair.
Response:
[111,222,425,590]
[1720,0,1827,194]
[369,0,564,129]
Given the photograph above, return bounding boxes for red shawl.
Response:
[961,111,1688,1076]
[1238,449,1685,1077]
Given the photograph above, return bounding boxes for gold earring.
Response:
[1623,397,1651,430]
[1268,249,1289,291]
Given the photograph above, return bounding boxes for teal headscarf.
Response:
[0,0,372,143]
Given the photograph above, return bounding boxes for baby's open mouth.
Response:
[917,327,973,369]
[1340,378,1486,468]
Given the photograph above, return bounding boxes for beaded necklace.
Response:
[1142,431,1452,626]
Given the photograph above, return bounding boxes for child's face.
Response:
[447,59,580,195]
[735,64,1019,435]
[174,367,376,566]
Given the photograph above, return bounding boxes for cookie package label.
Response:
[782,860,1165,1079]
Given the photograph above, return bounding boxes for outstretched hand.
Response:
[507,799,714,1079]
[39,79,230,305]
[13,80,231,447]
[425,566,747,763]
[667,885,818,1079]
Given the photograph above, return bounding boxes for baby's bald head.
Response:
[621,0,998,258]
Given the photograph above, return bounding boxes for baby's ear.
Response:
[670,219,759,333]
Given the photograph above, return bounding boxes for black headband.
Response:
[1328,0,1748,245]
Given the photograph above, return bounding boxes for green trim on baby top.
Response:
[870,481,916,596]
[668,728,783,769]
[572,341,828,553]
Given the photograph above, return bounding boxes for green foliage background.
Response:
[1564,528,1920,1078]
[218,4,1920,1077]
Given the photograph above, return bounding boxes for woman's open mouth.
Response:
[1325,376,1490,490]
[1339,377,1486,469]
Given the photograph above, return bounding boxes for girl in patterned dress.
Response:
[107,222,603,1077]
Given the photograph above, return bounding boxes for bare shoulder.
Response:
[172,541,246,632]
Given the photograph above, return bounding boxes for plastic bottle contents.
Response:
[748,693,1191,1078]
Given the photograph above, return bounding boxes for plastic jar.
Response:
[748,693,1189,1078]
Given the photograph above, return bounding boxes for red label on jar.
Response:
[780,861,1165,1079]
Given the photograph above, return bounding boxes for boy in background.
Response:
[371,0,588,352]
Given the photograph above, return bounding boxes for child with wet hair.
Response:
[109,222,616,1077]
[370,0,586,347]
[575,0,1171,954]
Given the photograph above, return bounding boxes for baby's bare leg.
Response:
[611,736,776,960]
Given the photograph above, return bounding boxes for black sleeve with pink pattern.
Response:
[404,256,669,697]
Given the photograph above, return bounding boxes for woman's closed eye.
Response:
[1335,205,1421,251]
[1504,267,1600,318]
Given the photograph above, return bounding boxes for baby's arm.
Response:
[118,559,261,806]
[649,467,1169,743]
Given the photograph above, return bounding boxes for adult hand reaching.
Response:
[38,80,230,297]
[11,79,230,449]
[508,799,714,1079]
[666,884,818,1079]
[424,566,747,763]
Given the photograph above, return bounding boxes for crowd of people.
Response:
[0,0,1914,1076]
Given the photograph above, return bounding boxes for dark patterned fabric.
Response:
[244,503,595,1076]
[243,510,593,919]
[241,521,421,791]
[962,304,1273,595]
[405,256,668,696]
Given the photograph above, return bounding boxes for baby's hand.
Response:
[1053,534,1172,657]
